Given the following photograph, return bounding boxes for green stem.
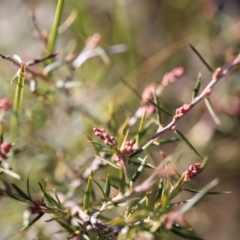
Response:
[10,64,25,141]
[47,0,65,55]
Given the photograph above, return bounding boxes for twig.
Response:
[28,10,48,47]
[65,200,121,238]
[26,53,59,66]
[94,161,167,217]
[0,53,57,80]
[65,33,101,82]
[131,54,240,156]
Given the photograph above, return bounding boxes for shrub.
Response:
[0,1,239,240]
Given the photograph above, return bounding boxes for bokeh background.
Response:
[0,0,240,239]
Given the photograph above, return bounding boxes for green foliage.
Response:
[0,1,239,240]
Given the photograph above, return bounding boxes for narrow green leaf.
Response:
[161,194,169,214]
[48,192,63,209]
[38,182,45,194]
[129,196,147,212]
[130,138,180,159]
[171,225,203,240]
[204,97,221,125]
[11,183,31,201]
[99,178,119,190]
[45,215,65,222]
[153,93,162,125]
[119,167,125,194]
[95,155,121,169]
[83,170,93,212]
[20,213,44,231]
[5,193,26,202]
[44,193,54,206]
[148,99,173,116]
[117,118,131,140]
[126,209,149,224]
[136,110,146,146]
[199,156,208,174]
[38,182,54,206]
[92,177,105,199]
[174,130,203,160]
[138,157,155,169]
[158,137,180,144]
[155,179,164,203]
[43,180,47,191]
[128,160,155,169]
[169,173,185,199]
[120,130,129,151]
[108,215,126,226]
[192,73,201,99]
[146,191,151,208]
[55,219,75,233]
[179,178,219,214]
[38,182,50,203]
[53,188,62,206]
[183,188,230,195]
[189,43,213,73]
[130,157,147,186]
[27,178,32,200]
[10,64,26,141]
[104,175,111,198]
[168,200,192,208]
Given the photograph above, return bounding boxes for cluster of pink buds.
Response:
[122,140,135,155]
[141,83,157,104]
[0,98,12,112]
[0,142,12,160]
[141,83,157,116]
[184,162,201,182]
[140,67,184,117]
[174,103,192,121]
[93,127,117,147]
[93,127,135,164]
[162,67,184,87]
[111,139,135,164]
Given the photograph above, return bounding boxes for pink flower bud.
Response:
[0,142,12,160]
[162,67,184,87]
[184,162,201,182]
[0,98,12,112]
[93,127,117,147]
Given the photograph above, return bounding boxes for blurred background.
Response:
[0,0,240,239]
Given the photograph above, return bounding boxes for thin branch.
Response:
[131,54,240,155]
[27,53,58,66]
[28,9,48,47]
[0,53,58,80]
[94,161,167,217]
